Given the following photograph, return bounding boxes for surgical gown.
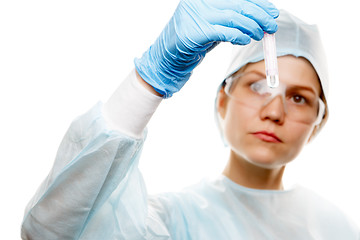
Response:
[21,72,360,239]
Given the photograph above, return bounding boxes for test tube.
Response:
[263,32,279,88]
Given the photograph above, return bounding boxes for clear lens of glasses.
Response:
[224,71,325,125]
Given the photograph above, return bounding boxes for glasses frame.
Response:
[222,72,325,125]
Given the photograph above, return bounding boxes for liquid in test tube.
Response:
[263,32,279,88]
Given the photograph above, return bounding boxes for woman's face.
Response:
[217,55,321,169]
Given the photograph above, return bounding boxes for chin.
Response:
[233,145,291,169]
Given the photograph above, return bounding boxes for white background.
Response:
[1,0,359,238]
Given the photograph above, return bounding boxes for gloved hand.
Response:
[135,0,279,98]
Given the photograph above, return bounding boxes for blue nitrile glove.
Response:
[135,0,279,98]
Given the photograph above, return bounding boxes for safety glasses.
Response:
[223,71,325,125]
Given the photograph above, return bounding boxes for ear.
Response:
[217,88,228,120]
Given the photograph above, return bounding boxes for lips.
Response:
[252,131,282,143]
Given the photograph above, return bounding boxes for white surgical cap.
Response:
[224,9,329,101]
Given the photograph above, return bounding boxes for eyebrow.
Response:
[286,85,318,96]
[245,70,266,78]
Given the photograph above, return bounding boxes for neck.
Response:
[222,151,285,190]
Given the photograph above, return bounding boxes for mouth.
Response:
[252,131,282,143]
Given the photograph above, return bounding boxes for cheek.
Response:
[223,102,256,145]
[286,122,314,145]
[280,121,315,160]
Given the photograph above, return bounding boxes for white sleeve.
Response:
[102,69,163,139]
[21,102,172,239]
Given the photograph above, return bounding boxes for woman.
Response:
[21,0,359,239]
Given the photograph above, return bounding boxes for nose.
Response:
[259,95,286,124]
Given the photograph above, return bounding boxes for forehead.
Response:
[242,55,322,96]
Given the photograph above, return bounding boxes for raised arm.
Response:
[21,0,279,238]
[21,70,162,239]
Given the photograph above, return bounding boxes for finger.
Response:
[210,24,252,45]
[246,0,279,18]
[210,0,278,19]
[238,1,278,33]
[210,0,278,33]
[208,9,264,41]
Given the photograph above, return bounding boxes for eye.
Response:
[250,81,263,93]
[291,95,306,104]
